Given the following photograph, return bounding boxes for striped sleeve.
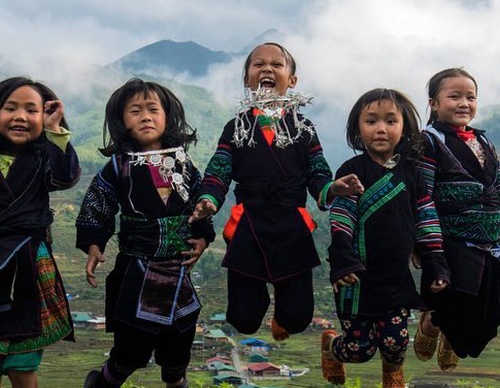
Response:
[415,193,443,254]
[197,127,234,210]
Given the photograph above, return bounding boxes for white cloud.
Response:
[1,0,500,166]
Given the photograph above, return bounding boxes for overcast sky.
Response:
[1,0,500,161]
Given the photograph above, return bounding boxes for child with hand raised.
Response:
[322,89,449,388]
[0,76,80,388]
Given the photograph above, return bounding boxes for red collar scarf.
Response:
[453,125,476,142]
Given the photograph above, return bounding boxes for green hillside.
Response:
[4,37,500,387]
[51,69,500,311]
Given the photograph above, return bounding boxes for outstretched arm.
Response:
[189,198,218,222]
[85,244,105,288]
[328,173,364,201]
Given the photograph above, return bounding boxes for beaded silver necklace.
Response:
[127,147,191,202]
[232,88,315,148]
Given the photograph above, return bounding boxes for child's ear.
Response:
[288,75,297,89]
[429,98,437,111]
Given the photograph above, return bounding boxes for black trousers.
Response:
[226,269,314,334]
[105,320,196,384]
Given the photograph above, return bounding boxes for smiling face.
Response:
[430,75,477,129]
[0,85,44,153]
[358,99,404,165]
[123,91,167,151]
[244,44,297,96]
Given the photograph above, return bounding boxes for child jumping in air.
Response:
[189,42,363,341]
[413,68,500,372]
[322,88,449,388]
[76,78,215,388]
[0,76,80,388]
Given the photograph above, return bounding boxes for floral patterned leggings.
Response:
[332,307,410,365]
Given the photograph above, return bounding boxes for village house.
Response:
[209,313,227,325]
[86,317,106,330]
[209,361,236,374]
[71,312,93,329]
[204,329,230,343]
[212,373,243,386]
[239,338,271,354]
[246,362,281,377]
[206,356,233,367]
[248,354,268,363]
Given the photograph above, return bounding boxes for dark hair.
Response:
[346,88,422,163]
[242,42,297,85]
[0,76,69,127]
[427,67,478,125]
[100,78,197,156]
[0,76,69,153]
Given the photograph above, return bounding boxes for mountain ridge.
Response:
[108,39,233,77]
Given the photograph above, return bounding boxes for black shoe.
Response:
[83,370,101,388]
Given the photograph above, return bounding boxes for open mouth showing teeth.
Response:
[260,78,275,88]
[10,126,28,132]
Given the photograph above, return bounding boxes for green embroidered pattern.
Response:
[206,152,233,187]
[339,172,405,315]
[434,181,483,205]
[156,216,192,256]
[441,210,500,243]
[435,181,500,242]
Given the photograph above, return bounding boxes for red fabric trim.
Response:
[298,207,317,232]
[223,203,244,240]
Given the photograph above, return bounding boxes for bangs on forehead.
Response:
[364,90,403,112]
[127,88,160,104]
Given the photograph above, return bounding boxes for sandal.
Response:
[382,367,405,388]
[437,332,459,372]
[321,330,346,385]
[413,312,438,361]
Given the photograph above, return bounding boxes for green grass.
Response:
[5,226,497,387]
[1,325,499,387]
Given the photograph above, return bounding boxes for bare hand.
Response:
[43,100,64,132]
[333,273,360,293]
[430,278,448,293]
[181,238,207,271]
[189,198,218,222]
[329,174,364,198]
[86,244,105,288]
[410,251,421,269]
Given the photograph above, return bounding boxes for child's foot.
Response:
[437,332,459,372]
[321,330,346,385]
[381,359,405,388]
[413,311,439,361]
[271,318,290,341]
